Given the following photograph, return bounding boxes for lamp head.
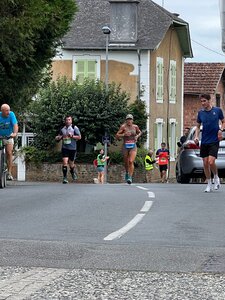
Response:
[102,26,111,34]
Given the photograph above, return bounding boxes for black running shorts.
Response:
[159,164,168,172]
[200,142,219,159]
[62,148,77,161]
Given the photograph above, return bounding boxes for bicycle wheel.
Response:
[0,149,5,189]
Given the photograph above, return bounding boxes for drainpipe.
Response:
[137,49,141,100]
[220,0,225,53]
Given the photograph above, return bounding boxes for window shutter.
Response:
[87,60,96,80]
[169,60,176,103]
[76,60,85,84]
[156,58,163,102]
[76,59,97,84]
[154,123,158,152]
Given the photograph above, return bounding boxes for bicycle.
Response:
[0,136,10,189]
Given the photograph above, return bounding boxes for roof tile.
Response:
[184,63,225,95]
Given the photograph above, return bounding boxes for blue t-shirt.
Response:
[0,111,18,137]
[60,125,81,150]
[197,107,224,144]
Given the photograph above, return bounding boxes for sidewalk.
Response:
[0,266,225,299]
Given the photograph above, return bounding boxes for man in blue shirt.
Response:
[0,104,18,180]
[194,94,225,192]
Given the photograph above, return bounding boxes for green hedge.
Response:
[19,146,148,167]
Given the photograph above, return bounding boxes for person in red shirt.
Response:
[156,142,170,183]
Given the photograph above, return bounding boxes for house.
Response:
[184,63,225,128]
[52,0,192,166]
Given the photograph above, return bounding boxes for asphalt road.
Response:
[0,181,225,299]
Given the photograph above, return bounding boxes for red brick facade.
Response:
[184,63,225,128]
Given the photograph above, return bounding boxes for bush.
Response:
[19,145,147,168]
[19,146,61,166]
[134,147,148,167]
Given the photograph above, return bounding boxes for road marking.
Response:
[136,186,149,191]
[104,213,145,241]
[140,200,153,213]
[104,186,156,241]
[148,191,155,198]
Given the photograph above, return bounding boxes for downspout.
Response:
[220,0,225,53]
[166,28,174,181]
[137,49,141,100]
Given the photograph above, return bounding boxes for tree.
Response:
[0,0,77,111]
[28,77,130,151]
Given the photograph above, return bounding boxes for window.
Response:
[156,57,164,103]
[154,118,164,151]
[216,94,220,107]
[169,60,176,103]
[73,56,99,84]
[168,119,177,160]
[110,1,138,43]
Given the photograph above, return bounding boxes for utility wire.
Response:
[191,39,225,57]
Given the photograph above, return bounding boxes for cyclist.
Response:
[0,104,18,180]
[55,116,81,184]
[116,114,142,184]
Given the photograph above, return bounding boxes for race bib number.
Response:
[125,141,135,149]
[63,138,71,145]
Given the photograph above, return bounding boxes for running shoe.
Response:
[127,175,132,185]
[125,172,129,181]
[63,177,68,184]
[71,172,78,181]
[214,177,220,190]
[204,183,212,193]
[7,174,13,181]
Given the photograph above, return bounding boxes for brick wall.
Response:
[184,95,200,128]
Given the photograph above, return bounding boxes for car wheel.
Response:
[176,164,181,183]
[180,168,190,184]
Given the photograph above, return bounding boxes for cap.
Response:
[126,114,133,120]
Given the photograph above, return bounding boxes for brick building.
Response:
[184,63,225,128]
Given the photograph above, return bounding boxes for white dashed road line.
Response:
[104,185,155,241]
[104,213,145,241]
[140,200,153,213]
[147,191,155,198]
[136,186,149,191]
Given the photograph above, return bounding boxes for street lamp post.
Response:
[102,25,111,183]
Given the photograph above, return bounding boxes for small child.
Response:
[96,149,109,184]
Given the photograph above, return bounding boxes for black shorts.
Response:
[200,142,219,159]
[62,148,77,161]
[159,164,167,172]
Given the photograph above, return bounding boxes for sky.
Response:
[153,0,225,62]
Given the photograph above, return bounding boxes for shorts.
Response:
[159,164,167,172]
[62,148,77,161]
[3,138,14,145]
[97,166,104,172]
[200,142,219,158]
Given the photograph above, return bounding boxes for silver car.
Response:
[176,126,225,183]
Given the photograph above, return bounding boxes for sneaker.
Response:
[63,177,68,184]
[204,184,212,193]
[127,175,132,185]
[125,172,129,181]
[7,174,13,181]
[71,172,78,181]
[214,177,220,190]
